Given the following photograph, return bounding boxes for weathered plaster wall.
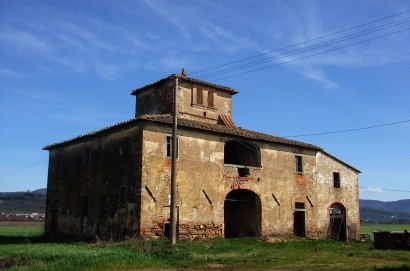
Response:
[45,123,359,241]
[45,125,143,240]
[139,124,226,239]
[138,123,359,240]
[315,152,360,239]
[134,80,233,124]
[258,144,318,238]
[177,81,233,124]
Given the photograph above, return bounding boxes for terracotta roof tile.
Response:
[43,115,321,151]
[218,114,236,127]
[139,114,321,150]
[130,74,238,95]
[43,118,138,150]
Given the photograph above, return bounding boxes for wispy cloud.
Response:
[299,68,339,90]
[256,2,410,89]
[361,187,384,194]
[0,69,20,79]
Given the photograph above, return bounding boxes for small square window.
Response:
[333,172,341,188]
[166,136,179,158]
[295,155,303,173]
[295,202,305,209]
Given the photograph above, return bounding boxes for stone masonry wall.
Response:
[139,124,360,240]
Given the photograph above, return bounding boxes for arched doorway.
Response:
[224,189,261,238]
[328,203,347,241]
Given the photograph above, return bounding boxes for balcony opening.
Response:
[224,140,260,168]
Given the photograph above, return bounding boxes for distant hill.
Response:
[1,188,409,224]
[32,188,47,196]
[360,199,410,224]
[0,190,46,214]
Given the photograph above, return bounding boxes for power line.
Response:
[285,119,410,138]
[209,26,410,81]
[197,18,410,80]
[0,158,48,176]
[359,186,410,193]
[190,9,410,76]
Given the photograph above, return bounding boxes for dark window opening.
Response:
[295,202,305,209]
[207,91,214,107]
[196,88,203,105]
[166,136,179,158]
[84,147,91,167]
[82,196,88,216]
[333,172,341,188]
[203,111,207,117]
[56,154,61,172]
[119,186,126,204]
[100,195,108,215]
[224,140,261,167]
[238,167,250,177]
[295,155,303,173]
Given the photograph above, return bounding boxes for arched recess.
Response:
[328,203,347,241]
[224,189,262,238]
[224,140,261,168]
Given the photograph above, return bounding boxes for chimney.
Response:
[181,68,187,76]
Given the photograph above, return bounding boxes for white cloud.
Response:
[0,26,54,54]
[300,68,339,90]
[361,187,384,194]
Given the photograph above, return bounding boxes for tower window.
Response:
[196,88,204,105]
[207,91,214,107]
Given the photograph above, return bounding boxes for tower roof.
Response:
[131,74,238,96]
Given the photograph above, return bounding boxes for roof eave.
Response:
[320,150,361,173]
[43,118,139,151]
[130,74,238,96]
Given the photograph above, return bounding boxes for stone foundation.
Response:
[141,222,224,240]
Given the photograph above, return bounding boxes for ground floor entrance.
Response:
[224,189,261,238]
[328,203,347,241]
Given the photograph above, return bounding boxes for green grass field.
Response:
[0,224,409,271]
[360,224,410,240]
[0,222,44,237]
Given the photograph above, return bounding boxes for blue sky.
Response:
[1,0,409,201]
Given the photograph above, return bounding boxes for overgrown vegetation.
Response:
[0,225,410,271]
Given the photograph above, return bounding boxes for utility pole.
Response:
[169,76,178,245]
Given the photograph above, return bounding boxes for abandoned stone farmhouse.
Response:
[44,72,360,241]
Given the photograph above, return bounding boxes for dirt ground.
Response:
[0,221,44,227]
